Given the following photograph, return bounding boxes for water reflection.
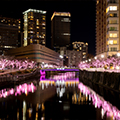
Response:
[78,82,120,120]
[0,83,36,98]
[0,71,120,120]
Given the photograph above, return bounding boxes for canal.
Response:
[0,71,119,120]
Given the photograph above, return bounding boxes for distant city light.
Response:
[59,55,63,59]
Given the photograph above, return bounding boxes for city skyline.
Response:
[0,1,96,55]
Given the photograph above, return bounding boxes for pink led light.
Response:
[79,57,120,72]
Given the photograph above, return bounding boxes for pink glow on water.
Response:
[0,83,36,98]
[78,82,120,120]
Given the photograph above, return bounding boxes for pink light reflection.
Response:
[0,83,36,98]
[78,83,120,120]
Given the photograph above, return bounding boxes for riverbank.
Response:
[79,70,120,93]
[0,68,40,88]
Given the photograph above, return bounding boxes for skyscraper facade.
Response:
[51,12,71,51]
[0,16,20,55]
[96,0,119,58]
[23,9,46,47]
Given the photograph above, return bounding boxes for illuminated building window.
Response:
[43,34,45,36]
[109,33,117,37]
[28,31,33,33]
[109,13,117,17]
[36,19,39,25]
[30,39,33,43]
[83,52,86,55]
[109,27,117,31]
[42,41,45,44]
[109,6,117,11]
[109,20,117,24]
[36,26,39,29]
[37,40,39,44]
[106,6,117,13]
[113,40,117,44]
[80,47,82,50]
[108,40,113,44]
[42,18,45,20]
[42,22,45,25]
[42,27,45,29]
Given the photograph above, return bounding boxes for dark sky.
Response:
[0,0,96,55]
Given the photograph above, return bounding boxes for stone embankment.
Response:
[79,70,120,92]
[0,68,40,85]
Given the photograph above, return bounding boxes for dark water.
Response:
[0,72,119,120]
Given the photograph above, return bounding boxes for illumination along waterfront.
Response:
[0,71,119,119]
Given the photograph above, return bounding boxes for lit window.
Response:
[109,40,113,44]
[97,0,99,4]
[83,52,86,55]
[42,22,45,25]
[42,18,45,20]
[37,40,39,44]
[42,27,45,29]
[109,33,117,37]
[109,20,117,24]
[109,27,117,31]
[80,47,82,50]
[106,6,117,13]
[109,6,117,11]
[36,19,39,25]
[36,26,39,29]
[30,39,33,43]
[113,40,117,44]
[43,34,45,36]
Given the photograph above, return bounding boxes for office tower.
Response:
[51,12,71,52]
[72,41,88,60]
[23,9,46,46]
[0,16,20,55]
[96,0,119,57]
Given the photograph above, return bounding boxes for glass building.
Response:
[23,9,46,46]
[51,12,71,52]
[0,16,20,55]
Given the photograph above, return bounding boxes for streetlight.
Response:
[94,56,97,59]
[101,55,104,58]
[117,53,120,57]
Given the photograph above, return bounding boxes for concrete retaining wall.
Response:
[79,70,120,92]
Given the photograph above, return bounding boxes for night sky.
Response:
[0,0,96,55]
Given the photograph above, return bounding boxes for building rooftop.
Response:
[23,9,46,14]
[51,12,71,21]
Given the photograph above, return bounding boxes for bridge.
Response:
[40,68,79,75]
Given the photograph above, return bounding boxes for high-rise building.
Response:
[51,12,71,51]
[0,16,20,55]
[23,9,46,46]
[96,0,119,58]
[72,41,88,60]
